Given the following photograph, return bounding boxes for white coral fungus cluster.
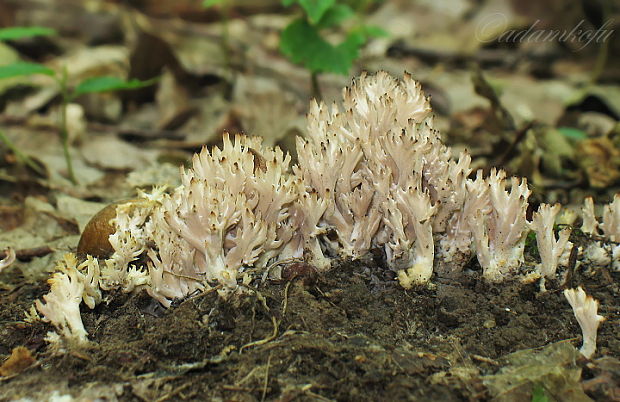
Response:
[296,72,465,286]
[581,195,620,270]
[34,72,619,343]
[528,203,572,280]
[34,254,101,344]
[468,169,530,281]
[564,287,605,359]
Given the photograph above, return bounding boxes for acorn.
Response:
[77,198,151,259]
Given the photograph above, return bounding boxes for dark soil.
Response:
[1,259,619,401]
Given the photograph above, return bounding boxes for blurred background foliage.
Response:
[0,0,617,206]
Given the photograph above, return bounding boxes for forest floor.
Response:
[2,257,619,401]
[0,0,619,400]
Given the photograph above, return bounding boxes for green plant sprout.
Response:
[280,0,386,99]
[0,26,154,184]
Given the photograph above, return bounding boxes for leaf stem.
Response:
[57,67,76,184]
[311,72,322,101]
[0,129,45,175]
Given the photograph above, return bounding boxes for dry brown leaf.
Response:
[577,137,620,188]
[80,136,157,170]
[0,347,36,377]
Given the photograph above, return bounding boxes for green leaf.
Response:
[558,127,587,141]
[316,3,354,29]
[362,25,389,38]
[298,0,335,24]
[334,29,365,71]
[73,76,155,97]
[0,26,57,41]
[0,62,54,79]
[280,18,365,75]
[524,230,539,258]
[202,0,225,7]
[282,0,296,6]
[531,384,550,402]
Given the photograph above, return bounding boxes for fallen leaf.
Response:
[577,137,620,188]
[0,347,36,377]
[483,341,590,402]
[80,136,157,170]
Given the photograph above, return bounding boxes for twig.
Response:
[88,122,187,141]
[155,383,192,402]
[281,281,292,316]
[240,316,279,352]
[305,390,334,401]
[222,385,254,392]
[470,354,498,366]
[497,121,534,167]
[234,366,261,387]
[261,353,272,402]
[0,246,53,261]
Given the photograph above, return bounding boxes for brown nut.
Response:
[77,198,150,259]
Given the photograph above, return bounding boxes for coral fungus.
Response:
[34,72,619,344]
